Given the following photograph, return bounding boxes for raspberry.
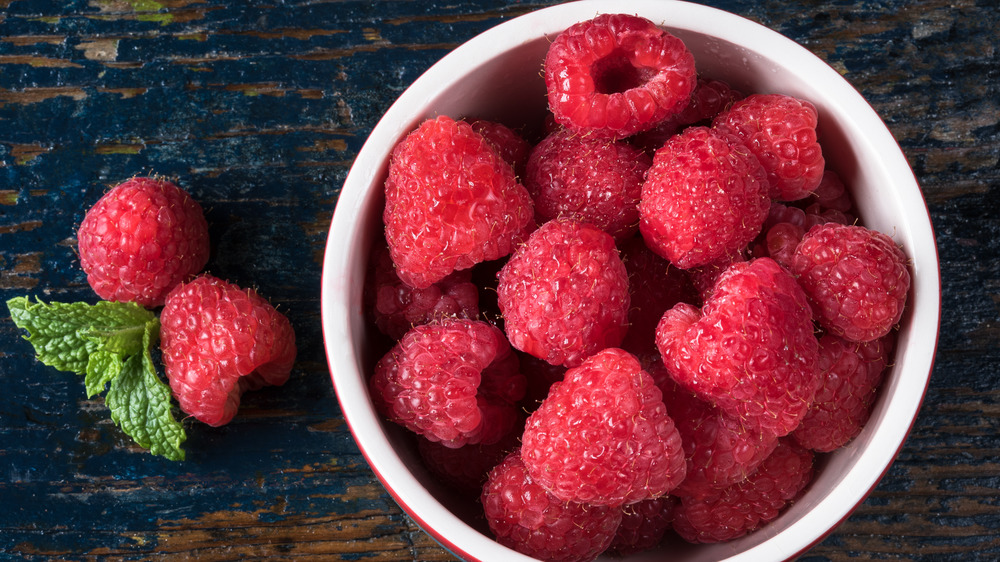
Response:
[366,241,479,340]
[608,496,677,556]
[790,223,911,342]
[713,93,825,201]
[631,77,744,152]
[659,378,779,499]
[749,200,853,267]
[482,451,622,562]
[160,274,296,427]
[525,127,651,241]
[639,126,769,269]
[618,234,698,357]
[417,426,521,493]
[497,219,630,368]
[383,115,534,288]
[544,13,697,138]
[792,333,894,452]
[799,169,854,214]
[77,176,209,308]
[467,118,532,179]
[672,438,815,543]
[369,319,525,448]
[520,348,687,507]
[656,258,820,437]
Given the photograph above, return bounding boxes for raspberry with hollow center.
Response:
[160,274,297,427]
[77,176,210,308]
[791,223,911,342]
[383,115,534,289]
[520,348,687,507]
[525,127,651,241]
[544,13,697,138]
[481,451,623,562]
[656,258,821,437]
[639,126,770,269]
[369,318,525,448]
[497,219,630,368]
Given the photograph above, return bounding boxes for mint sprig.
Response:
[7,297,186,461]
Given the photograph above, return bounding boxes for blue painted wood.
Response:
[1,0,998,559]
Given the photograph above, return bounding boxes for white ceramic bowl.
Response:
[320,1,942,560]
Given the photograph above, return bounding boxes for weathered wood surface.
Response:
[0,0,997,560]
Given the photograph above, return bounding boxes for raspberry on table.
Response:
[793,333,895,452]
[608,496,677,556]
[525,127,651,241]
[383,115,534,289]
[656,258,821,437]
[481,451,623,562]
[659,377,779,499]
[160,274,297,427]
[366,241,479,340]
[369,318,525,448]
[713,93,825,201]
[77,176,210,308]
[791,223,911,342]
[639,126,770,269]
[497,219,630,368]
[672,438,815,543]
[520,348,687,507]
[544,13,697,138]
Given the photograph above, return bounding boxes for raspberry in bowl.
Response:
[320,1,941,561]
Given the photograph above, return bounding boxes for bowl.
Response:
[320,1,942,560]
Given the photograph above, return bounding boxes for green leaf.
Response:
[105,318,186,461]
[6,297,155,375]
[7,296,186,461]
[85,350,123,398]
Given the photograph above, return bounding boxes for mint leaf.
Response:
[7,296,187,461]
[7,297,154,374]
[86,350,123,398]
[106,320,186,461]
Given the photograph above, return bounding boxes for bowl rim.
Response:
[320,1,942,560]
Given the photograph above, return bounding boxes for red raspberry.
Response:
[713,93,825,201]
[520,348,687,507]
[631,77,744,153]
[792,333,894,452]
[366,241,479,340]
[544,13,697,138]
[77,176,209,308]
[525,127,651,241]
[791,223,911,342]
[656,258,820,437]
[467,118,532,179]
[659,378,779,499]
[369,319,525,448]
[417,426,521,493]
[497,219,630,368]
[481,451,622,562]
[383,115,534,288]
[799,169,854,214]
[672,438,815,543]
[160,274,296,427]
[618,234,698,357]
[639,126,769,269]
[608,496,677,556]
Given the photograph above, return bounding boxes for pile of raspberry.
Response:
[364,13,911,562]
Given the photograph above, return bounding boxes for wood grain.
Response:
[2,0,998,560]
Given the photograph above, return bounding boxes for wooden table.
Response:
[1,0,996,560]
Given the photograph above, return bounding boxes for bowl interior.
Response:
[321,1,941,561]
